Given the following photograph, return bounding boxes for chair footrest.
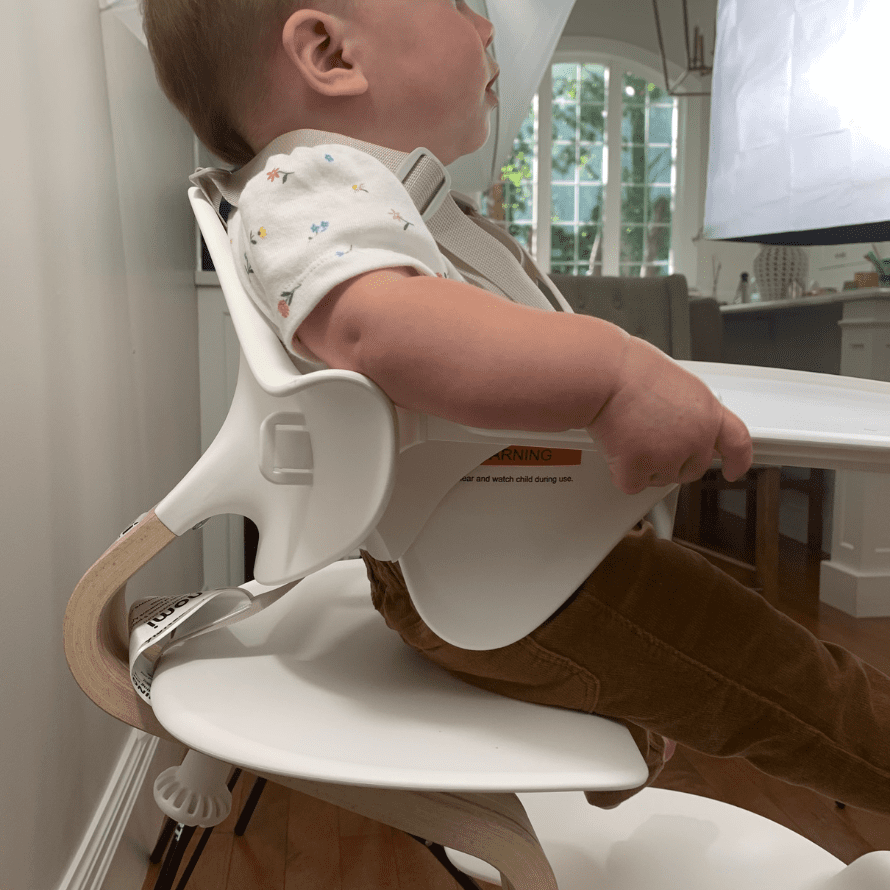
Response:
[444,788,845,890]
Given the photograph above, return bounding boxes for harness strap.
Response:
[190,129,568,314]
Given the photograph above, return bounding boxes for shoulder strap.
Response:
[189,130,570,314]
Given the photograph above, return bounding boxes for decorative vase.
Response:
[752,244,808,301]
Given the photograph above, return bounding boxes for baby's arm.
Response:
[297,267,753,494]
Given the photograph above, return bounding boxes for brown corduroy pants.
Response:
[361,520,890,815]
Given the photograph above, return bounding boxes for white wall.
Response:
[0,2,201,888]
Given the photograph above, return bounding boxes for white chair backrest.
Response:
[155,193,399,583]
[179,188,678,649]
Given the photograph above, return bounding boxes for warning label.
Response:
[481,446,582,467]
[460,445,582,485]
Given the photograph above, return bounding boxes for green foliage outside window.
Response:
[620,73,675,277]
[494,103,535,252]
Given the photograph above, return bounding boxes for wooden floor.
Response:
[142,511,890,890]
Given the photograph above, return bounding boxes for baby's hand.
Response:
[587,338,753,495]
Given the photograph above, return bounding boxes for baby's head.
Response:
[144,0,499,169]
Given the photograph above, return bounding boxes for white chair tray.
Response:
[688,361,890,472]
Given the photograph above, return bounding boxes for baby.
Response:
[144,0,890,815]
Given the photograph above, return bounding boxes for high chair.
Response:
[64,187,890,890]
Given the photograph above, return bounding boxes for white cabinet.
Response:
[822,297,890,616]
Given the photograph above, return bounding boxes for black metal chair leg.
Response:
[407,834,485,890]
[150,767,243,890]
[172,767,243,890]
[150,817,178,864]
[173,826,215,890]
[153,824,198,890]
[234,776,267,836]
[167,774,262,890]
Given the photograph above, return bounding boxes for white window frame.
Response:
[519,37,705,278]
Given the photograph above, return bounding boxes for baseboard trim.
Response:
[56,729,159,890]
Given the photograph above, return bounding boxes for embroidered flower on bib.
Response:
[266,168,294,183]
[389,210,415,232]
[309,221,330,241]
[279,287,299,319]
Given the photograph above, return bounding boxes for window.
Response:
[481,53,685,278]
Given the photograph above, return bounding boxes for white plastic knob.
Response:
[153,750,233,828]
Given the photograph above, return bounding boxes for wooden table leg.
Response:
[755,467,781,603]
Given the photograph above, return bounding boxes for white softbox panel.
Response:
[703,0,890,245]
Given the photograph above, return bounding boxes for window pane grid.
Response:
[549,63,607,276]
[619,72,677,278]
[481,59,678,280]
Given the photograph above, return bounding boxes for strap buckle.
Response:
[395,147,452,222]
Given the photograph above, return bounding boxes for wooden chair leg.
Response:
[807,469,825,556]
[755,468,781,603]
[745,476,758,554]
[685,478,703,541]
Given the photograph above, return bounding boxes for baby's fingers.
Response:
[605,457,651,496]
[715,407,753,482]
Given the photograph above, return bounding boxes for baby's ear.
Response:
[280,9,368,98]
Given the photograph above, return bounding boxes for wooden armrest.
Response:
[64,510,179,741]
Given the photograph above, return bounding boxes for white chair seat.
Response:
[150,558,650,793]
[148,558,890,889]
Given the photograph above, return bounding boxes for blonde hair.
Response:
[143,0,351,167]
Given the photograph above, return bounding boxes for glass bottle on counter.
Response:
[748,275,760,302]
[733,272,750,304]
